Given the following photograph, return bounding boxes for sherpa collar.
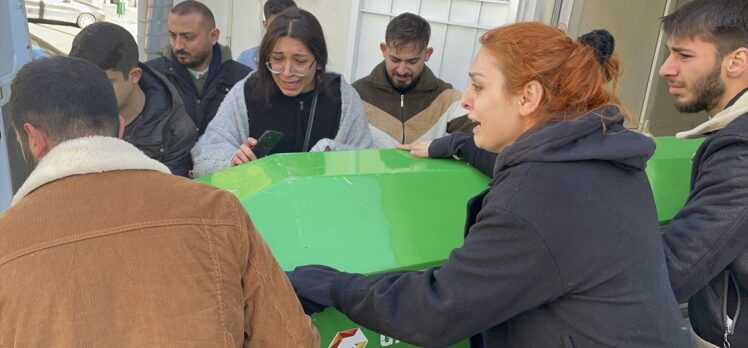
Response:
[11,136,169,206]
[676,90,748,139]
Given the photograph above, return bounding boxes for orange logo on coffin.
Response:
[328,328,368,348]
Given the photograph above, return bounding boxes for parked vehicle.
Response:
[25,0,105,28]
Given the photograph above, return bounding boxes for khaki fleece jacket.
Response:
[353,61,471,148]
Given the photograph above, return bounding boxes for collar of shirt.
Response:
[188,67,209,80]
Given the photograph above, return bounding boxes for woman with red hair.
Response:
[289,22,692,347]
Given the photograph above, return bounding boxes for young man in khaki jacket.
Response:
[0,57,318,347]
[353,13,472,148]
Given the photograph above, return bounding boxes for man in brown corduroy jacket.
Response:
[0,57,319,347]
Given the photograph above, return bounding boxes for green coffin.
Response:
[647,136,702,225]
[195,137,702,348]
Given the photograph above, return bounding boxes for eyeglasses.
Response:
[265,59,316,77]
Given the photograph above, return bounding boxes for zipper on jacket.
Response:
[400,94,405,144]
[722,271,741,348]
[297,100,305,151]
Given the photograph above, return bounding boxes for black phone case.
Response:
[253,130,283,158]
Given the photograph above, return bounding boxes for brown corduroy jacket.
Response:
[0,136,319,347]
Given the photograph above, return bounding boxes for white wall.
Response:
[200,0,353,77]
[173,0,530,89]
[349,0,522,92]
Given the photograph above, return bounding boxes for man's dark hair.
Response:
[254,8,329,103]
[662,0,748,57]
[264,0,297,19]
[385,12,431,51]
[10,57,120,143]
[171,0,216,29]
[69,22,138,80]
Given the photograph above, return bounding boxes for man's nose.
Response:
[396,63,408,75]
[659,55,677,77]
[172,37,185,51]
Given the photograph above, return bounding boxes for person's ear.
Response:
[262,19,269,30]
[23,123,52,161]
[423,47,434,62]
[118,116,126,139]
[725,47,748,78]
[518,80,543,117]
[129,66,142,84]
[209,27,220,45]
[380,42,388,57]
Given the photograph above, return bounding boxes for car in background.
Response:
[30,33,65,59]
[25,0,105,28]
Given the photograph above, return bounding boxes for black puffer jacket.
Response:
[146,44,250,135]
[663,90,748,347]
[297,108,693,347]
[124,63,197,176]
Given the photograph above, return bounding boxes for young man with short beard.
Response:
[353,13,472,148]
[147,0,250,135]
[70,22,197,176]
[658,1,748,346]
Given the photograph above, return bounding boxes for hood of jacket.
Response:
[492,106,655,178]
[362,61,452,94]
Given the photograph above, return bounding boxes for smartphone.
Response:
[252,130,283,159]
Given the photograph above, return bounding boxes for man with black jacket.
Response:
[147,0,250,135]
[658,1,748,346]
[70,22,197,176]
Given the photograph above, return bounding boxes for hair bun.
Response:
[578,29,615,65]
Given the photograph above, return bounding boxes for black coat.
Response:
[429,131,496,176]
[323,108,692,347]
[146,44,251,135]
[663,91,748,347]
[125,63,197,176]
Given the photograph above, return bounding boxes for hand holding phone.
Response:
[252,130,283,158]
[230,130,283,166]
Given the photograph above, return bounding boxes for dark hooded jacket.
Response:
[302,108,692,347]
[429,131,497,176]
[124,63,197,176]
[663,89,748,347]
[146,44,251,135]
